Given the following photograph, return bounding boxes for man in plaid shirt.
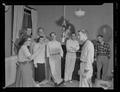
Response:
[96,35,111,81]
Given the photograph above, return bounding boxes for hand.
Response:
[82,74,86,78]
[78,70,80,75]
[16,62,20,66]
[34,63,37,68]
[94,58,97,61]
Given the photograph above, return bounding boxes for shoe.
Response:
[69,80,73,83]
[54,82,58,87]
[57,80,64,86]
[63,81,67,85]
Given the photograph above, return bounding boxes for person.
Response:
[14,37,41,87]
[96,35,111,81]
[64,33,79,84]
[47,32,63,86]
[13,28,32,55]
[78,29,94,87]
[33,36,46,84]
[91,39,98,83]
[61,27,68,79]
[26,28,32,37]
[31,27,50,83]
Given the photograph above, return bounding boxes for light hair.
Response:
[78,29,88,36]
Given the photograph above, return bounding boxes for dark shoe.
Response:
[54,82,58,87]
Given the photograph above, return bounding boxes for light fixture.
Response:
[3,3,9,13]
[75,8,85,17]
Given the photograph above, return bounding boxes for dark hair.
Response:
[36,36,44,43]
[18,37,31,54]
[97,34,103,38]
[50,32,56,37]
[71,32,76,35]
[37,27,44,34]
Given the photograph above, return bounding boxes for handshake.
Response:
[34,63,38,68]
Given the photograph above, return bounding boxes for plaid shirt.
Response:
[92,40,111,59]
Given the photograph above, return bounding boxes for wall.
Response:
[32,4,113,75]
[5,5,12,57]
[65,4,113,75]
[30,5,64,41]
[30,4,114,76]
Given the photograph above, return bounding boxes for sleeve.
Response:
[59,43,63,57]
[94,42,98,59]
[75,41,80,51]
[30,42,34,54]
[23,46,31,58]
[80,45,88,63]
[66,40,71,51]
[47,43,50,57]
[80,42,94,64]
[107,44,111,59]
[86,43,94,64]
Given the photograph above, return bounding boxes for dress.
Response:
[14,45,36,87]
[47,40,63,84]
[33,42,46,82]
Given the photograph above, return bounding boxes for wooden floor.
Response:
[38,80,79,87]
[7,79,113,90]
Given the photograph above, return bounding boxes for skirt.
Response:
[14,61,36,87]
[34,63,45,83]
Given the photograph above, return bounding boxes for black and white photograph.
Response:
[4,2,116,90]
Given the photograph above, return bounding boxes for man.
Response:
[47,32,63,86]
[78,29,94,87]
[96,35,111,81]
[64,33,80,84]
[26,28,32,37]
[14,28,32,55]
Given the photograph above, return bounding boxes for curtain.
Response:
[12,6,24,55]
[22,10,32,30]
[31,9,38,40]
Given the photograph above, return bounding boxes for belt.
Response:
[67,51,76,53]
[17,61,30,64]
[50,53,60,56]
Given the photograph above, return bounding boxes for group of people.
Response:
[13,26,111,87]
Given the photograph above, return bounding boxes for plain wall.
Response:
[5,5,12,57]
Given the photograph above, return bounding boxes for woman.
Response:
[14,37,41,87]
[47,32,63,86]
[33,36,46,84]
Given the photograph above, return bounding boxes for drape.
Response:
[31,9,38,40]
[12,6,24,55]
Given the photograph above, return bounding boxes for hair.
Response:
[18,37,31,54]
[37,27,44,34]
[78,29,88,34]
[70,32,76,38]
[36,36,44,43]
[71,32,76,36]
[50,32,56,37]
[97,34,103,38]
[78,29,88,36]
